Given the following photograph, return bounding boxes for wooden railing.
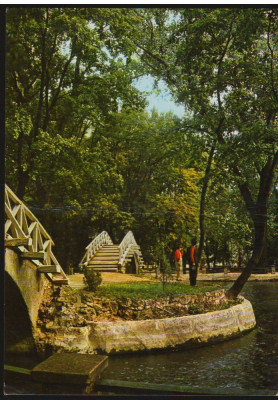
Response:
[118,231,144,272]
[5,184,67,282]
[79,231,113,267]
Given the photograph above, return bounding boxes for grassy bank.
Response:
[96,282,220,299]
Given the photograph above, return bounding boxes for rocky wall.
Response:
[88,298,256,354]
[34,285,255,355]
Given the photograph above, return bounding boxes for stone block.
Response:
[31,353,108,385]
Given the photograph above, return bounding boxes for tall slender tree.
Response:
[122,7,278,296]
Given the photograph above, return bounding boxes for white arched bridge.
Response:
[5,184,68,285]
[5,184,68,351]
[79,230,144,274]
[4,184,145,351]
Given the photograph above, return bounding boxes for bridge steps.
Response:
[79,231,144,274]
[95,252,119,256]
[50,275,69,285]
[87,244,120,272]
[89,260,118,265]
[88,267,118,272]
[97,250,119,254]
[5,184,68,286]
[5,243,68,284]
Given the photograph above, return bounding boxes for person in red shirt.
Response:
[187,238,197,286]
[174,246,183,281]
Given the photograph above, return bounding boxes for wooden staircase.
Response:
[80,231,144,274]
[87,245,120,272]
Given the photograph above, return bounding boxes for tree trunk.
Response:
[226,152,278,297]
[238,248,242,269]
[213,246,218,268]
[259,233,268,270]
[197,142,215,268]
[16,170,29,199]
[227,219,266,298]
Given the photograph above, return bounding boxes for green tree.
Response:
[92,110,199,260]
[6,7,145,199]
[122,7,278,297]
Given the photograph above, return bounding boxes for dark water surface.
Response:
[5,281,278,393]
[101,281,278,391]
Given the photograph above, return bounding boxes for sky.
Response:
[132,75,185,118]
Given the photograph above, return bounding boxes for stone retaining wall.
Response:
[86,298,256,354]
[35,284,256,355]
[80,288,236,320]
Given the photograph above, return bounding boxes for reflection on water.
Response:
[101,282,278,390]
[4,281,278,393]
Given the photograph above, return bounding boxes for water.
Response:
[4,281,278,393]
[100,282,278,391]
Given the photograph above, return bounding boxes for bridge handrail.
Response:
[118,231,144,269]
[5,184,67,281]
[80,231,113,266]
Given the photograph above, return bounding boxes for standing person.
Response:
[180,247,185,276]
[174,246,183,281]
[187,239,197,286]
[182,247,187,274]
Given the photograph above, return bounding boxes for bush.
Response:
[158,250,174,290]
[83,267,102,291]
[188,304,205,315]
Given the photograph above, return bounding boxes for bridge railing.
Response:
[79,231,113,267]
[5,184,67,282]
[118,231,144,272]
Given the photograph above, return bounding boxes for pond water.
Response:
[4,281,278,393]
[101,281,278,391]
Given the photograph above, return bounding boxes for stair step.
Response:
[96,253,119,256]
[5,238,32,247]
[88,267,118,270]
[95,252,118,255]
[93,257,119,261]
[51,275,68,285]
[88,260,118,265]
[37,265,58,273]
[88,263,118,267]
[20,251,46,260]
[99,250,118,253]
[87,266,118,272]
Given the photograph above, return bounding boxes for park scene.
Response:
[4,6,278,395]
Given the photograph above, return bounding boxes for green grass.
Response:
[97,282,219,299]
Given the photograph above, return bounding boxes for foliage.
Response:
[83,267,102,291]
[188,304,205,315]
[121,7,278,295]
[5,7,146,198]
[157,246,174,290]
[6,7,278,293]
[203,164,253,266]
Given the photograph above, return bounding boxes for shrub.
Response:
[158,250,174,290]
[83,267,102,291]
[188,304,205,314]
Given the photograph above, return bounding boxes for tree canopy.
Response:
[117,7,278,296]
[5,7,278,296]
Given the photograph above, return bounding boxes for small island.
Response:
[34,275,255,355]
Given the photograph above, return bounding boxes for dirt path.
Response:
[68,271,278,290]
[68,272,154,290]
